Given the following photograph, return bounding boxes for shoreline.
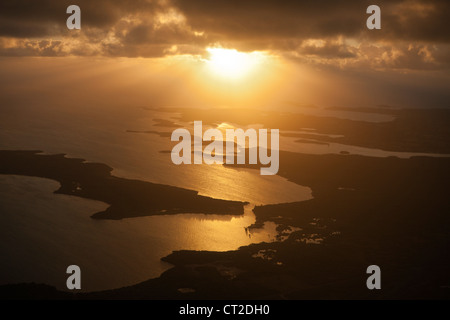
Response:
[1,149,449,299]
[0,150,246,220]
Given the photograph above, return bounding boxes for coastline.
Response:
[0,150,246,220]
[1,149,449,299]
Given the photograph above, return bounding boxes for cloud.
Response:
[0,0,158,37]
[296,39,357,59]
[0,0,449,70]
[0,0,208,57]
[173,0,450,44]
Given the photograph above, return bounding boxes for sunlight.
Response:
[206,48,266,79]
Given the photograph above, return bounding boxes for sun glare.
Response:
[206,48,266,79]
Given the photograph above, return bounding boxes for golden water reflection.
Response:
[0,175,280,292]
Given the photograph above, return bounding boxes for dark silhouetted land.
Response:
[1,107,450,299]
[1,150,449,299]
[0,150,245,220]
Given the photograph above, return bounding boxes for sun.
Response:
[206,48,265,79]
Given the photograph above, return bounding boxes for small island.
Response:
[0,150,245,220]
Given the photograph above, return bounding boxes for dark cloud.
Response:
[0,0,158,37]
[0,0,200,57]
[172,0,366,41]
[0,0,449,69]
[173,0,450,43]
[0,39,66,57]
[297,41,356,59]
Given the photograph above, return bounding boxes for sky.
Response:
[0,0,449,109]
